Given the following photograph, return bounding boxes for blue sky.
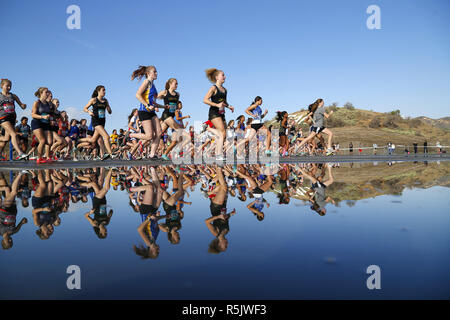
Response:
[2,0,449,131]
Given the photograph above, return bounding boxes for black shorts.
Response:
[312,181,326,189]
[253,187,264,195]
[18,136,28,143]
[91,117,106,128]
[251,123,264,131]
[140,204,157,216]
[31,119,50,131]
[138,110,157,122]
[160,111,175,122]
[310,126,325,134]
[0,114,16,125]
[208,107,225,121]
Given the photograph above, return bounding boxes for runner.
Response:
[236,96,271,156]
[78,85,113,160]
[157,78,191,160]
[31,87,53,163]
[203,68,234,161]
[0,79,28,160]
[296,99,334,155]
[16,117,31,154]
[130,65,165,160]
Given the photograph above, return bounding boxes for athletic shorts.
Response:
[0,114,15,125]
[208,107,225,122]
[251,123,264,131]
[160,111,175,122]
[138,110,157,122]
[139,204,157,216]
[310,126,325,134]
[91,117,106,128]
[31,119,50,131]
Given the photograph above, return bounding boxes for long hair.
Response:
[165,78,177,91]
[91,85,105,98]
[128,108,138,123]
[251,96,262,106]
[205,68,222,83]
[309,98,323,114]
[131,65,155,81]
[34,87,48,98]
[276,111,287,122]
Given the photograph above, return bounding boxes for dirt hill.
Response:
[265,106,450,149]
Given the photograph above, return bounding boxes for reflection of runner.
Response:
[246,174,272,221]
[299,164,335,216]
[83,169,113,239]
[132,167,165,259]
[0,172,28,250]
[205,167,236,254]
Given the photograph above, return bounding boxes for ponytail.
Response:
[250,96,262,106]
[205,68,222,83]
[165,78,177,91]
[131,65,155,81]
[34,87,48,98]
[91,85,105,98]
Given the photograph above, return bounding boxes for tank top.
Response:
[252,105,263,124]
[92,98,108,120]
[139,81,158,112]
[163,90,179,116]
[36,100,51,124]
[210,85,227,115]
[175,110,183,126]
[0,93,15,119]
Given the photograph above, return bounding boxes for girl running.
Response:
[78,85,113,160]
[297,99,334,155]
[130,65,165,160]
[203,68,234,161]
[276,111,289,157]
[236,96,271,156]
[31,87,53,163]
[158,79,191,160]
[0,79,28,160]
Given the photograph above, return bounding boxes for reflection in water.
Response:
[2,162,448,253]
[1,161,449,299]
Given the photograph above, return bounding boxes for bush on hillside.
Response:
[369,116,382,128]
[408,118,423,128]
[383,115,399,128]
[344,102,355,110]
[326,117,346,128]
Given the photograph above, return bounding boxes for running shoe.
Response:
[326,148,334,156]
[36,158,47,164]
[102,153,111,161]
[45,158,53,164]
[215,155,225,162]
[14,153,28,161]
[161,154,170,161]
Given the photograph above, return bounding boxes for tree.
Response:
[344,102,355,110]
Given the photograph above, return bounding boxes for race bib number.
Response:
[3,103,15,113]
[219,106,225,115]
[3,215,16,226]
[99,205,107,215]
[98,109,106,119]
[168,103,177,113]
[41,113,49,123]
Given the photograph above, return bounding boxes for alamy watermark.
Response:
[366,5,381,30]
[66,265,81,290]
[366,265,381,290]
[66,5,81,30]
